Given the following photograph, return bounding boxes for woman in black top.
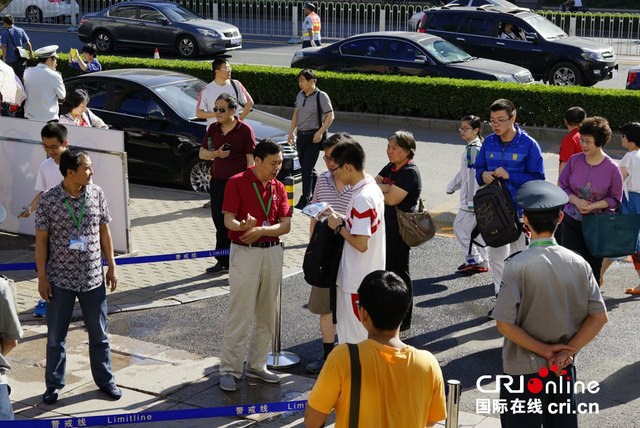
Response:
[376,131,422,331]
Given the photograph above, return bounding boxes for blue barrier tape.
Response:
[1,400,307,427]
[0,249,231,272]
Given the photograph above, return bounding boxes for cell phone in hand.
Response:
[222,143,231,151]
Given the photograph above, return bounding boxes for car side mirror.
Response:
[145,110,166,121]
[415,55,428,63]
[156,17,169,25]
[524,32,538,42]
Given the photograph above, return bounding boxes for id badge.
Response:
[69,235,88,251]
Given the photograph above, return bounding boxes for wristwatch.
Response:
[335,220,345,235]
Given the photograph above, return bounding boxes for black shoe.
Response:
[100,383,122,400]
[43,387,61,404]
[205,263,228,275]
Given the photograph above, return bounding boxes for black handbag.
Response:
[582,212,640,258]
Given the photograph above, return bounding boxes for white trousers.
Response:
[489,232,528,295]
[453,210,488,265]
[336,287,367,345]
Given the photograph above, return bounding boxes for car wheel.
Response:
[548,62,583,86]
[176,35,198,59]
[94,31,113,53]
[26,6,42,23]
[184,157,210,193]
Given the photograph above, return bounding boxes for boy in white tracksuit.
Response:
[447,115,489,274]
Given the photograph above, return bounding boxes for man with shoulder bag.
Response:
[1,15,34,80]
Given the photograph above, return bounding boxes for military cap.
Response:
[516,180,568,211]
[304,2,316,11]
[35,45,59,58]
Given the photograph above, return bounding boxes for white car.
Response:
[1,0,79,23]
[408,0,520,31]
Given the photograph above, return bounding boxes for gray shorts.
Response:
[307,285,330,315]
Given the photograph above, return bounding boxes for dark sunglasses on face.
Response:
[213,107,227,113]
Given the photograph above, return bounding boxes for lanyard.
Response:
[529,239,557,248]
[64,193,87,232]
[252,182,272,219]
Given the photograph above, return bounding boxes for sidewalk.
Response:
[3,182,499,426]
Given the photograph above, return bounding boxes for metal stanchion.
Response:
[267,281,300,369]
[267,176,300,369]
[445,379,462,428]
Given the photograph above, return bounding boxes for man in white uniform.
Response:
[23,45,65,121]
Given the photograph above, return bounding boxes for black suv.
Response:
[418,6,617,86]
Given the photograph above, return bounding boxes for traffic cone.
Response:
[153,48,160,60]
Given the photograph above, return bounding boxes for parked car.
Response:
[64,69,300,193]
[291,32,534,84]
[627,66,640,90]
[78,1,241,58]
[408,0,519,31]
[1,0,78,23]
[417,6,617,86]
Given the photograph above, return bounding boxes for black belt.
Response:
[233,241,280,248]
[297,129,319,136]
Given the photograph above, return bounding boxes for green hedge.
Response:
[55,54,640,129]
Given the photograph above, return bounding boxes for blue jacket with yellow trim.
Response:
[474,126,545,213]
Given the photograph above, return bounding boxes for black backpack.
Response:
[303,219,344,288]
[469,179,525,253]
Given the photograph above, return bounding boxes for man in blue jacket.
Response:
[474,99,545,309]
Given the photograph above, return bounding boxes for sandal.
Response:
[624,287,640,295]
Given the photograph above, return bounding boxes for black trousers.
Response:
[8,60,26,80]
[296,131,320,205]
[210,177,230,267]
[386,225,412,330]
[559,215,602,282]
[500,365,578,428]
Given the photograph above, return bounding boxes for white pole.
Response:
[288,5,299,44]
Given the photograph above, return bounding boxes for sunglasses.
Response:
[213,107,228,113]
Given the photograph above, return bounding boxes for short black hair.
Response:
[565,106,586,126]
[490,98,516,118]
[330,139,365,172]
[388,130,416,160]
[461,114,483,141]
[41,122,67,144]
[621,122,640,148]
[215,93,238,110]
[322,132,355,150]
[579,116,611,147]
[524,208,562,234]
[3,15,14,26]
[358,270,410,331]
[254,138,282,160]
[212,58,229,71]
[82,43,98,57]
[298,69,317,81]
[60,88,90,115]
[59,149,89,177]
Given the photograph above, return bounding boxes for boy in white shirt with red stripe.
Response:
[327,138,385,344]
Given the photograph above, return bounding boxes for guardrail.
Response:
[16,0,640,55]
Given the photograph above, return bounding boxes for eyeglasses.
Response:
[322,155,332,161]
[212,107,228,113]
[42,143,62,151]
[458,127,473,132]
[579,137,595,144]
[489,118,512,126]
[218,67,232,72]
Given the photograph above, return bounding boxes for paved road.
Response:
[23,25,638,89]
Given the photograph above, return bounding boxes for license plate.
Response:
[231,37,241,45]
[612,68,618,79]
[293,158,301,171]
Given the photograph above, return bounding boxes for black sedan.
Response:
[291,32,533,83]
[64,69,300,193]
[78,1,241,58]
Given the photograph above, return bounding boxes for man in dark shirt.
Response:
[35,149,121,405]
[199,93,256,274]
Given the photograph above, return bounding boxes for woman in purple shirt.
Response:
[558,116,623,282]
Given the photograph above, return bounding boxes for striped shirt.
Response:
[312,170,352,216]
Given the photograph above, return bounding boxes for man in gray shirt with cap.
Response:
[492,180,607,428]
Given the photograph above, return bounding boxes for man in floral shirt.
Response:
[35,149,121,405]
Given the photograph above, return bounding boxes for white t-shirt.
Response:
[196,79,250,126]
[35,158,62,192]
[620,150,640,193]
[337,176,386,294]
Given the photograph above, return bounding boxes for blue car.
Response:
[78,1,241,58]
[627,66,640,90]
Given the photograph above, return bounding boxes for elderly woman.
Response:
[58,88,108,128]
[376,131,422,331]
[558,116,623,282]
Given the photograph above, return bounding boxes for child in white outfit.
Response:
[447,115,489,274]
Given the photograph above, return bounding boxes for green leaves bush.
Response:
[55,54,640,129]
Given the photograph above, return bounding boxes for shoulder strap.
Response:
[316,90,324,129]
[229,79,245,107]
[6,28,18,49]
[347,343,361,428]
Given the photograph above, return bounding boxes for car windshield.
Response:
[159,4,201,22]
[524,14,567,39]
[152,79,206,120]
[420,39,472,63]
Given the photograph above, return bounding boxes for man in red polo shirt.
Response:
[218,139,293,392]
[199,93,256,275]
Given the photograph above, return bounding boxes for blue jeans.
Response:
[0,384,13,420]
[46,284,114,389]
